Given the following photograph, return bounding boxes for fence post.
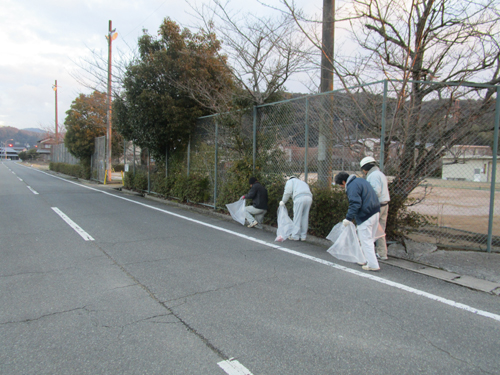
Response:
[253,106,257,174]
[304,97,309,182]
[133,143,136,176]
[147,148,151,194]
[187,136,191,177]
[487,86,500,253]
[214,121,219,210]
[379,80,388,172]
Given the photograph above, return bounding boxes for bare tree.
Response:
[346,0,500,196]
[70,42,137,98]
[191,0,316,107]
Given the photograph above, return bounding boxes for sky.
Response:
[0,0,322,131]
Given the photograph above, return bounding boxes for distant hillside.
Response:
[23,127,44,133]
[0,126,48,148]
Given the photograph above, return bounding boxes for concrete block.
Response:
[448,275,500,293]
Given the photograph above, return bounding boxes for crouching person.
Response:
[241,177,268,228]
[334,172,381,271]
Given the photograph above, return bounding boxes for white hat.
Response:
[360,156,376,168]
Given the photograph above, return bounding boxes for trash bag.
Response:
[226,198,246,225]
[326,221,366,264]
[326,222,344,242]
[275,205,295,242]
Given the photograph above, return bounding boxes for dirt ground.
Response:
[408,181,500,236]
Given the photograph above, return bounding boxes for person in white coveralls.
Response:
[279,176,313,241]
[360,156,390,260]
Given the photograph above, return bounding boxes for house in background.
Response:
[0,146,19,160]
[442,145,499,182]
[36,137,59,161]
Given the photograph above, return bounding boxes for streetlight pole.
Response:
[106,20,117,183]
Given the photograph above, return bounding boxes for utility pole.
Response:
[106,21,117,183]
[318,0,335,185]
[53,80,58,143]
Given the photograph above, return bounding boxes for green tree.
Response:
[64,91,122,165]
[114,18,233,162]
[64,91,107,163]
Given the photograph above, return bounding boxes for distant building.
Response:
[36,137,59,161]
[0,146,19,160]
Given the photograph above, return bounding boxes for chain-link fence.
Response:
[123,80,499,251]
[257,81,499,251]
[51,143,79,165]
[91,136,106,183]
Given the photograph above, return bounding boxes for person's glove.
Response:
[241,196,245,200]
[343,219,351,227]
[279,201,285,207]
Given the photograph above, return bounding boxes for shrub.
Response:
[308,183,349,237]
[133,171,148,191]
[386,192,432,241]
[123,171,135,189]
[49,162,87,179]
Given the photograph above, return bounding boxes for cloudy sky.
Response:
[1,0,320,131]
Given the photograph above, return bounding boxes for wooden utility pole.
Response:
[318,0,335,184]
[106,20,116,183]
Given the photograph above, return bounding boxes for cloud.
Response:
[0,0,321,129]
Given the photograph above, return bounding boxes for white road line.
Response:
[18,177,23,181]
[51,207,95,241]
[218,359,253,375]
[26,186,39,195]
[22,166,500,323]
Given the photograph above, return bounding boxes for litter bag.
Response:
[226,198,246,225]
[326,221,366,264]
[326,222,343,243]
[275,205,295,242]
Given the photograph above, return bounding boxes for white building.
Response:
[442,145,499,182]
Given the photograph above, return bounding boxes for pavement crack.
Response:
[0,267,77,278]
[89,242,231,361]
[0,306,90,325]
[162,275,278,304]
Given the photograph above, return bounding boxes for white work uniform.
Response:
[357,212,380,269]
[282,178,313,240]
[366,166,390,258]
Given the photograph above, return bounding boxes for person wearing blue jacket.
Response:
[334,172,381,271]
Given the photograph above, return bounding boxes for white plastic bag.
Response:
[326,221,366,264]
[226,198,246,225]
[275,205,295,242]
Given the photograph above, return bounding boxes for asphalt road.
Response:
[1,160,499,375]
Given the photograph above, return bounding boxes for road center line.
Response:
[26,186,39,195]
[51,207,95,241]
[23,165,500,323]
[218,358,253,375]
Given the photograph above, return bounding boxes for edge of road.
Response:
[17,162,500,297]
[119,188,500,296]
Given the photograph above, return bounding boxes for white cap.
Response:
[360,156,376,168]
